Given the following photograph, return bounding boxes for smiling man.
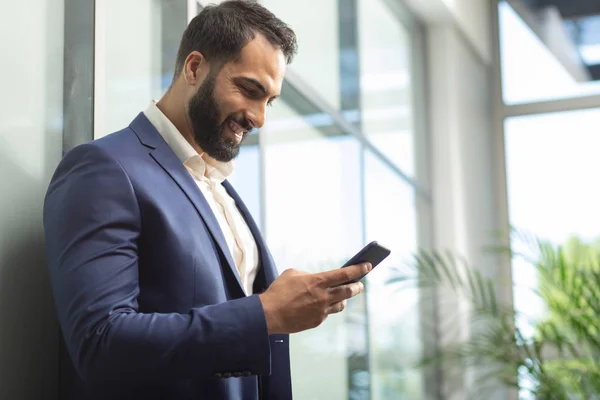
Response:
[43,1,370,400]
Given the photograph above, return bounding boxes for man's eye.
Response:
[244,87,258,97]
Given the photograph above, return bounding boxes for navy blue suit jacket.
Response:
[43,113,292,399]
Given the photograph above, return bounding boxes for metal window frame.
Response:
[337,0,371,396]
[195,0,432,200]
[505,93,600,117]
[492,1,519,399]
[60,1,96,397]
[93,0,106,141]
[63,0,95,152]
[282,69,430,199]
[498,1,600,119]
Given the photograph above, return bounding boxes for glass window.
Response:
[259,0,342,109]
[263,100,363,399]
[258,1,425,397]
[505,108,600,335]
[359,0,414,176]
[227,144,262,226]
[499,1,600,105]
[96,0,187,137]
[364,151,422,400]
[92,2,427,398]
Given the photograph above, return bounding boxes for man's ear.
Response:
[183,51,208,85]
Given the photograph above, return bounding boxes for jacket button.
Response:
[242,371,252,377]
[223,372,232,378]
[213,373,222,379]
[232,372,242,377]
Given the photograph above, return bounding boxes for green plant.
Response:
[387,232,600,399]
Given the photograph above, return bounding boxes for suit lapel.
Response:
[129,113,245,296]
[222,180,279,289]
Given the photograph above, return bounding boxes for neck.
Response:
[156,87,204,155]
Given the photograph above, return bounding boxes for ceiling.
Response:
[522,0,600,80]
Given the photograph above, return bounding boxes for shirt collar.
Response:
[143,100,234,183]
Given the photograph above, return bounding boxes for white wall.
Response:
[0,0,64,398]
[405,0,492,63]
[414,0,514,398]
[443,0,491,63]
[427,24,509,399]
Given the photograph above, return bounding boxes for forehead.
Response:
[220,34,286,95]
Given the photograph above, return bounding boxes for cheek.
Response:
[212,92,237,122]
[218,96,247,122]
[212,80,247,122]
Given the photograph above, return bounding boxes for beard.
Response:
[187,74,251,162]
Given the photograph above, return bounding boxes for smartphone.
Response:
[340,241,391,284]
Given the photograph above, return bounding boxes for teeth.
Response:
[228,121,248,137]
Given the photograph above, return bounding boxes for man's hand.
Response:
[258,263,371,335]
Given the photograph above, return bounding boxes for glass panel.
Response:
[0,0,64,396]
[259,0,342,109]
[364,150,422,400]
[358,0,414,176]
[263,100,363,399]
[505,108,600,337]
[227,144,262,227]
[97,0,187,137]
[499,1,600,105]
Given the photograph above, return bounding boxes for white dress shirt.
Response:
[144,101,259,296]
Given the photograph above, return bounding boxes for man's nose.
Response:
[248,101,267,129]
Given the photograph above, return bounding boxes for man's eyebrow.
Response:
[235,77,280,99]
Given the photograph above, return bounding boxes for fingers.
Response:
[328,281,364,304]
[326,300,347,315]
[316,263,372,287]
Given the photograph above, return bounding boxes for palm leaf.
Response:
[386,230,600,398]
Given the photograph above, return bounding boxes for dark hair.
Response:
[173,0,297,78]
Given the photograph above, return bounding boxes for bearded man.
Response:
[43,1,369,399]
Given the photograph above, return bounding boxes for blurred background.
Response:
[3,0,600,399]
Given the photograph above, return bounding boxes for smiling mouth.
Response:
[227,120,249,139]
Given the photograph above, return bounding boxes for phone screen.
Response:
[340,241,391,284]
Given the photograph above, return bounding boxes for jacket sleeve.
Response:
[43,142,271,384]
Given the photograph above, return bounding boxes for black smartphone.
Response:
[340,241,391,284]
